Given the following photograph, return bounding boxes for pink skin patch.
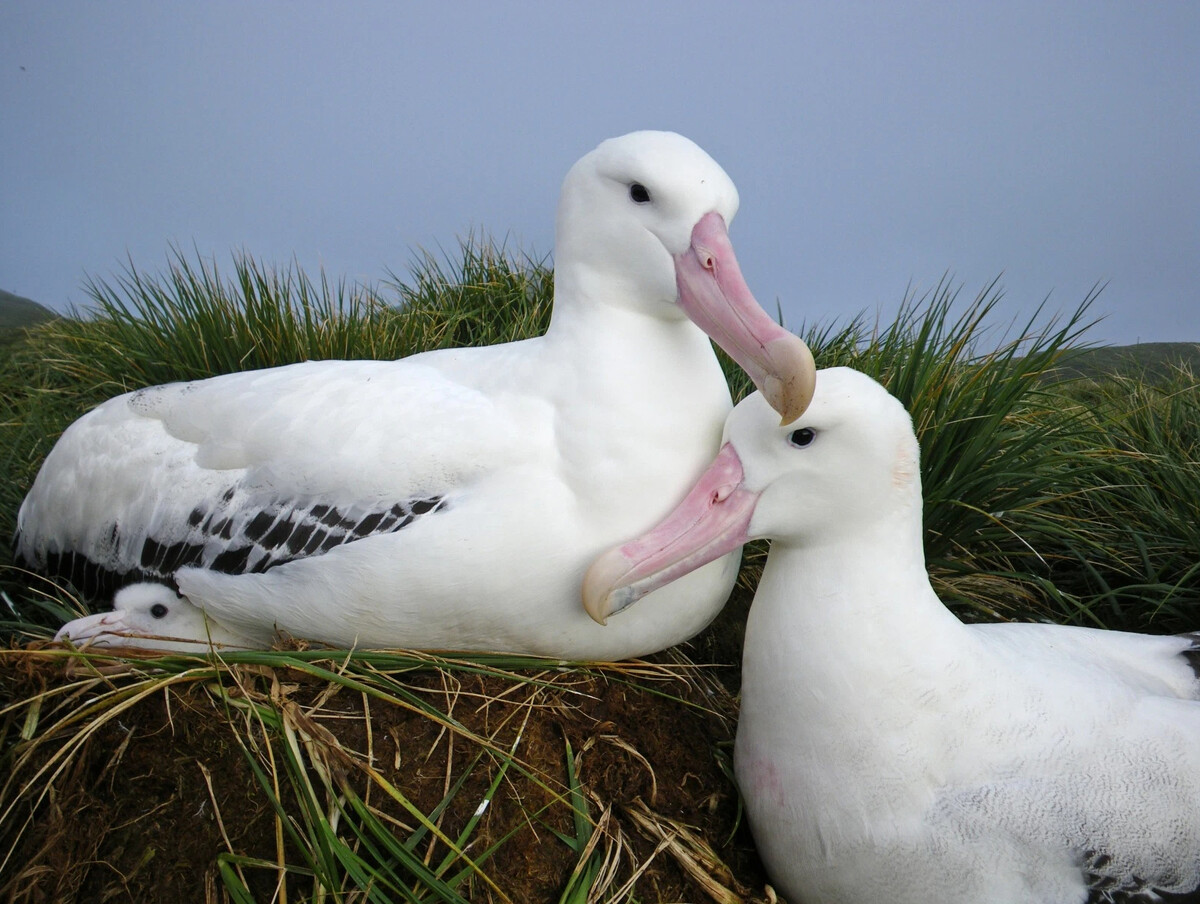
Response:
[674,212,815,423]
[583,443,758,624]
[744,757,787,809]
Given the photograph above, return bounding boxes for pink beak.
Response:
[583,443,758,624]
[54,609,131,648]
[675,212,815,423]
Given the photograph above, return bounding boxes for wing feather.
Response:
[16,354,535,598]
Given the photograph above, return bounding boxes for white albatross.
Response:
[19,130,816,658]
[584,367,1200,904]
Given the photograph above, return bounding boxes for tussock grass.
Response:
[28,236,552,395]
[1044,365,1200,630]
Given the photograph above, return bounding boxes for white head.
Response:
[729,367,922,545]
[583,368,923,622]
[54,582,256,653]
[554,130,815,422]
[556,130,739,299]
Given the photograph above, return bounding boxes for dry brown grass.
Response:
[0,640,776,903]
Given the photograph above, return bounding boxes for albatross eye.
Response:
[150,603,169,619]
[629,182,651,204]
[788,427,816,448]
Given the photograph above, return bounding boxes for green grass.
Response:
[2,240,1199,900]
[26,237,551,394]
[1042,366,1200,628]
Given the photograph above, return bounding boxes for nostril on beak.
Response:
[710,481,736,505]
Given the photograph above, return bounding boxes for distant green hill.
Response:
[0,289,56,330]
[1053,342,1200,383]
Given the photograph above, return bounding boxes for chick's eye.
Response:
[788,427,816,448]
[629,182,651,203]
[150,603,169,619]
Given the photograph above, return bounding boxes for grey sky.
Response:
[2,2,1197,346]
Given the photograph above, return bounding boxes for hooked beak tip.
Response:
[582,549,637,626]
[582,567,608,626]
[763,336,817,423]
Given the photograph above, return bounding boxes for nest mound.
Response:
[1,604,775,904]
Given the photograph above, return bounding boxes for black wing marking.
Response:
[21,493,448,601]
[1080,633,1200,904]
[1180,632,1200,681]
[1084,849,1200,903]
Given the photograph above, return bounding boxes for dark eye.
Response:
[629,182,651,203]
[788,427,816,448]
[150,603,169,619]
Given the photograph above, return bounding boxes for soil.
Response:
[0,587,776,904]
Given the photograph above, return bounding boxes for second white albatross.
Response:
[585,367,1200,904]
[19,130,815,657]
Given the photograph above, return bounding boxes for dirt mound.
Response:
[1,627,774,903]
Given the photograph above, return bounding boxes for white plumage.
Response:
[585,367,1200,903]
[19,130,815,658]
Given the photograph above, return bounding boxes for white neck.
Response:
[541,263,730,427]
[740,517,971,750]
[734,520,976,858]
[535,266,732,523]
[546,258,684,330]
